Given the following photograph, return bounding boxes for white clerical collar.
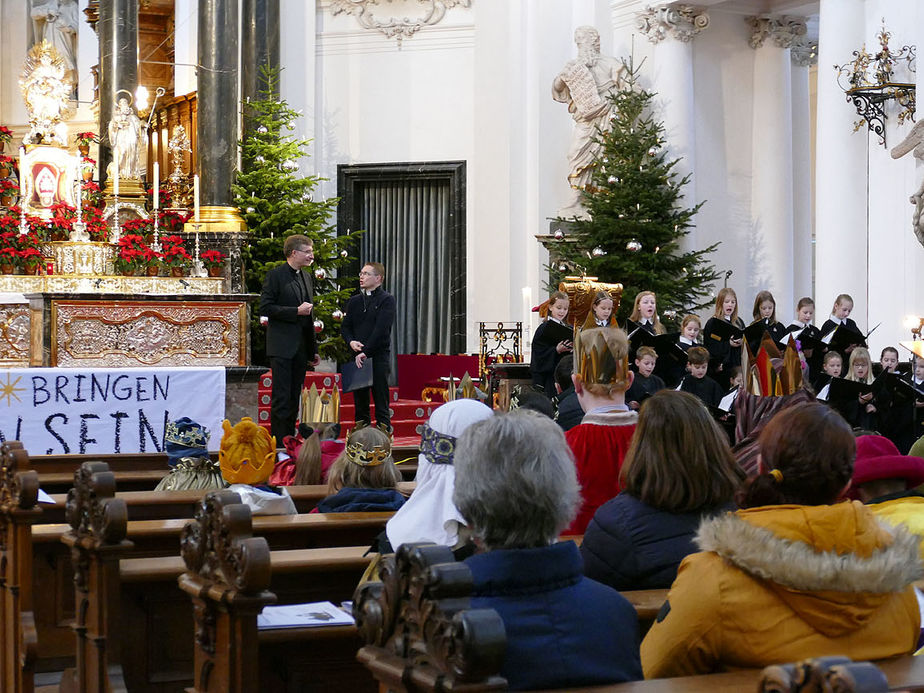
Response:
[640,318,652,325]
[830,314,844,325]
[679,336,694,345]
[595,319,607,327]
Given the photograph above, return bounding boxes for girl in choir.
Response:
[793,297,815,328]
[814,350,842,399]
[641,402,922,678]
[876,347,915,453]
[751,290,780,325]
[531,290,572,396]
[880,346,900,374]
[679,314,701,348]
[838,347,877,430]
[703,288,745,390]
[581,290,616,329]
[821,294,860,335]
[317,426,405,512]
[628,290,665,334]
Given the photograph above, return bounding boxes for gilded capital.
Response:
[636,4,709,44]
[747,16,808,50]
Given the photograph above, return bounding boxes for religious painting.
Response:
[19,144,78,219]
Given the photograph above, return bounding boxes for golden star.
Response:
[0,373,24,407]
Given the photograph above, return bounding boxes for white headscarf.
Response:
[385,399,494,549]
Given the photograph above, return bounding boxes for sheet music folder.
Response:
[341,357,374,392]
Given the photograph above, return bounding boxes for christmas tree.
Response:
[234,69,362,363]
[552,57,720,327]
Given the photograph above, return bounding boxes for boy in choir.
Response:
[531,290,572,396]
[626,346,665,410]
[679,346,724,409]
[564,326,637,534]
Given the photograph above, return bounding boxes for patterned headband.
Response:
[420,424,457,465]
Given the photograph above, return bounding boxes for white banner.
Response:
[0,367,226,455]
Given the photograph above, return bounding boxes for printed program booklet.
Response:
[257,601,354,630]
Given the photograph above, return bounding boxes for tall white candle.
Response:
[19,146,25,199]
[113,146,119,197]
[75,173,82,223]
[153,161,159,210]
[194,174,200,223]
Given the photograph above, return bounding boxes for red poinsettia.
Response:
[200,249,225,268]
[0,126,12,144]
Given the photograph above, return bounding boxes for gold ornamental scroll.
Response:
[536,277,623,328]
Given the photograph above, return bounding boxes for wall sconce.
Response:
[903,314,924,340]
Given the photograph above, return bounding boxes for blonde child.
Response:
[628,291,665,335]
[531,290,572,396]
[625,346,665,410]
[821,294,860,336]
[703,288,745,390]
[318,426,405,512]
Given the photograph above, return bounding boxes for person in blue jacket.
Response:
[453,410,642,691]
[581,390,742,590]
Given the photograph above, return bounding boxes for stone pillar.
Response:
[791,36,817,307]
[815,0,867,326]
[242,0,280,107]
[98,0,138,187]
[636,4,709,251]
[747,16,804,316]
[191,0,247,234]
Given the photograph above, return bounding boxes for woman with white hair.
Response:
[384,398,494,553]
[454,410,642,690]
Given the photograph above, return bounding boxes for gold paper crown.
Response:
[345,431,392,468]
[299,383,340,424]
[218,417,276,485]
[745,332,804,396]
[573,326,630,389]
[445,372,479,402]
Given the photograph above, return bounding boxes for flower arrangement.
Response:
[0,231,20,270]
[0,126,12,144]
[0,179,18,204]
[113,234,159,275]
[17,233,44,272]
[0,154,14,177]
[121,217,154,240]
[160,235,191,269]
[200,249,225,269]
[48,202,76,240]
[74,132,98,147]
[160,208,191,233]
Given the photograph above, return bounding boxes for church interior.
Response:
[0,0,923,691]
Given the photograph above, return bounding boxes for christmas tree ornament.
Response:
[283,159,299,171]
[255,155,265,164]
[607,175,617,183]
[314,267,326,280]
[553,229,564,240]
[592,246,606,257]
[313,319,324,334]
[558,263,569,272]
[626,239,642,252]
[257,126,268,134]
[332,309,344,321]
[663,309,678,321]
[340,249,349,258]
[647,146,658,157]
[246,207,255,214]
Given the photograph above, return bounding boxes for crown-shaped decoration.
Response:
[444,372,479,402]
[345,430,392,468]
[218,417,276,485]
[745,332,804,396]
[299,383,341,424]
[573,326,630,389]
[165,417,210,449]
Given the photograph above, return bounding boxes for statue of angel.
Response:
[891,120,924,248]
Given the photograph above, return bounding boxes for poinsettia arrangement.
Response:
[113,234,159,273]
[159,235,191,268]
[75,132,98,147]
[0,126,13,144]
[200,248,225,269]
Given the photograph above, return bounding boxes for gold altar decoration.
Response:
[184,206,247,233]
[0,274,223,295]
[535,276,623,327]
[0,303,31,367]
[20,145,79,219]
[45,241,113,275]
[165,125,193,209]
[51,300,248,368]
[20,40,75,147]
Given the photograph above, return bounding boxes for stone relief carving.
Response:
[329,0,471,42]
[636,4,709,44]
[747,16,807,50]
[790,35,819,67]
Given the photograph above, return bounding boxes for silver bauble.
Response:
[313,319,324,334]
[257,126,268,134]
[340,250,349,258]
[592,246,606,257]
[626,239,642,253]
[663,309,678,321]
[314,267,326,281]
[255,155,265,164]
[558,263,569,272]
[332,309,344,321]
[647,146,658,157]
[246,207,255,214]
[607,175,617,184]
[553,229,564,240]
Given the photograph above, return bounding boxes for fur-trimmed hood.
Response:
[696,502,923,636]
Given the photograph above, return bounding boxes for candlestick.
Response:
[153,161,159,210]
[152,208,160,252]
[190,222,207,277]
[18,147,26,235]
[193,174,200,223]
[113,146,119,198]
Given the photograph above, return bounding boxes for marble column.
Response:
[790,36,817,307]
[815,0,867,327]
[98,0,138,188]
[636,4,709,251]
[242,0,280,104]
[747,15,804,316]
[192,0,247,235]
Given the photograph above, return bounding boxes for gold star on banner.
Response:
[0,373,24,407]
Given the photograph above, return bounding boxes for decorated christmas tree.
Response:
[552,57,720,327]
[234,69,362,363]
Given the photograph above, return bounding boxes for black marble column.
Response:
[98,0,138,187]
[198,0,240,210]
[242,0,280,102]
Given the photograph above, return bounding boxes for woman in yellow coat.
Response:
[641,402,923,679]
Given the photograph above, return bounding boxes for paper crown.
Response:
[745,332,804,396]
[299,384,340,424]
[218,417,277,485]
[445,372,479,402]
[345,428,392,467]
[573,326,630,389]
[165,417,209,449]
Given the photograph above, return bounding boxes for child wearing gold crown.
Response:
[564,327,637,534]
[315,426,406,513]
[219,417,296,515]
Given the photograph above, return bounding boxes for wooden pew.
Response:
[0,441,42,693]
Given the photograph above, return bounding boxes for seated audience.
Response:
[269,422,344,486]
[317,425,405,513]
[155,417,226,491]
[641,402,923,678]
[852,435,924,551]
[581,390,741,590]
[385,398,494,552]
[553,354,584,431]
[565,326,637,534]
[454,410,643,690]
[220,417,297,515]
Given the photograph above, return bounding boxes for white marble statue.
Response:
[891,120,924,248]
[30,0,78,87]
[552,26,626,219]
[108,96,145,180]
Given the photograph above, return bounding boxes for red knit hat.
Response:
[852,435,924,489]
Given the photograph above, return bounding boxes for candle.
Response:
[19,146,25,198]
[153,161,159,210]
[113,146,119,197]
[194,174,200,224]
[75,175,82,223]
